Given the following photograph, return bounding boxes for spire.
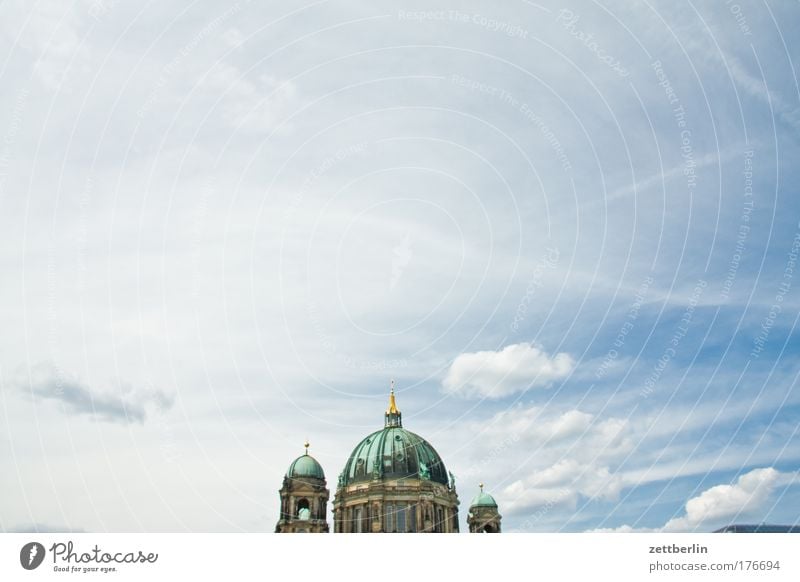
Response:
[384,380,402,427]
[387,379,399,414]
[479,482,484,492]
[304,440,310,455]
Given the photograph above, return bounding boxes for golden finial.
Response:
[304,440,310,455]
[479,482,484,492]
[387,379,399,414]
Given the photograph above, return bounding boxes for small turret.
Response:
[467,483,502,533]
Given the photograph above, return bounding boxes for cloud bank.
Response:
[20,363,173,425]
[592,467,798,532]
[443,342,575,398]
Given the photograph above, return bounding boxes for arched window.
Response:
[296,498,310,520]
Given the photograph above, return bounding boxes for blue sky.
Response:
[1,0,799,533]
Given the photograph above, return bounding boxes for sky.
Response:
[0,0,799,533]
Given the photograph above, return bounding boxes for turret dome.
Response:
[470,487,498,509]
[286,442,325,480]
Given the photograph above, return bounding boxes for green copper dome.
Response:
[470,487,498,508]
[287,453,325,480]
[339,388,449,486]
[340,426,449,486]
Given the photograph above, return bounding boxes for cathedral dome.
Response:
[340,426,449,486]
[470,486,498,508]
[286,443,325,480]
[339,387,449,486]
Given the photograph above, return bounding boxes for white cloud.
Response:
[442,342,575,398]
[501,481,574,511]
[663,467,794,532]
[591,468,798,532]
[501,459,626,515]
[470,405,630,459]
[589,524,655,533]
[449,404,632,519]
